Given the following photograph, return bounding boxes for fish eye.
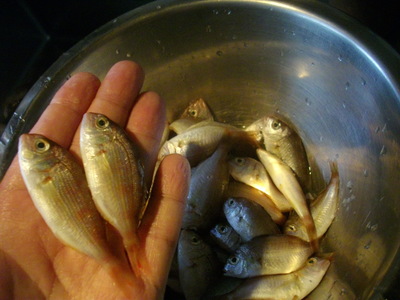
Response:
[191,236,200,245]
[217,225,228,234]
[96,116,109,129]
[308,258,317,265]
[235,157,244,165]
[35,139,50,152]
[188,109,198,117]
[228,256,239,265]
[287,224,297,232]
[272,120,281,130]
[228,199,235,206]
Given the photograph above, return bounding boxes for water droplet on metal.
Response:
[380,145,386,156]
[361,78,367,86]
[115,49,120,55]
[345,82,350,90]
[338,54,343,62]
[363,169,369,177]
[212,9,219,15]
[342,102,346,109]
[305,97,311,106]
[126,53,131,58]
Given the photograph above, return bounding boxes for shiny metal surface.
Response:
[0,0,399,298]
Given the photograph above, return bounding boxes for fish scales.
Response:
[18,134,111,260]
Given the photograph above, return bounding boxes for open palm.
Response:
[0,61,190,300]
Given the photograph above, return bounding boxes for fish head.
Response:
[223,198,243,219]
[18,134,59,172]
[210,223,234,242]
[262,116,292,142]
[223,254,247,278]
[228,157,257,180]
[181,98,214,121]
[304,256,331,277]
[178,229,210,266]
[81,112,114,145]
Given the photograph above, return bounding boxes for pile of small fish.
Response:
[163,98,340,300]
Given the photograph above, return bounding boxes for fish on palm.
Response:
[18,133,134,293]
[80,112,146,273]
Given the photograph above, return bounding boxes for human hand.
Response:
[0,61,190,300]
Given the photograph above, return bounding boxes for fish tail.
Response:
[102,257,138,297]
[329,160,339,179]
[303,215,319,252]
[125,234,149,277]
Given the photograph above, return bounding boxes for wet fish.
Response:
[158,121,258,166]
[182,143,230,230]
[210,222,242,252]
[224,235,313,278]
[178,229,220,300]
[223,197,280,242]
[170,98,214,134]
[18,134,134,292]
[284,161,340,242]
[80,112,146,271]
[228,156,291,212]
[257,148,318,250]
[223,256,331,299]
[247,115,311,190]
[225,181,286,225]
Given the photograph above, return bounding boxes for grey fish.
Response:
[225,181,286,225]
[210,222,242,252]
[182,143,230,230]
[224,235,313,278]
[223,197,280,242]
[80,112,146,271]
[178,229,220,300]
[284,161,340,242]
[223,256,331,299]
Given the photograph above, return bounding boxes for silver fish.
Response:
[223,197,280,242]
[249,115,311,190]
[228,156,291,212]
[170,98,214,134]
[182,143,230,230]
[223,256,331,299]
[80,112,146,271]
[284,161,340,242]
[158,121,258,166]
[178,229,220,300]
[224,235,313,278]
[210,222,242,252]
[257,148,318,250]
[18,134,134,292]
[225,181,286,225]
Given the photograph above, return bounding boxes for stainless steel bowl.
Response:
[1,0,399,298]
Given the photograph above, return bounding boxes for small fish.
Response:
[18,134,134,293]
[170,98,214,134]
[228,156,291,212]
[225,181,286,225]
[284,161,340,242]
[223,256,331,299]
[80,112,146,272]
[257,149,318,250]
[249,115,311,190]
[182,143,230,230]
[223,197,280,242]
[210,222,242,252]
[158,121,258,166]
[224,235,313,278]
[178,229,220,300]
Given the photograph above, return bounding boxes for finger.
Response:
[30,72,100,148]
[125,91,166,184]
[138,154,190,290]
[69,60,144,156]
[86,60,144,127]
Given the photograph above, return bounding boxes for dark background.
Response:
[0,0,399,298]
